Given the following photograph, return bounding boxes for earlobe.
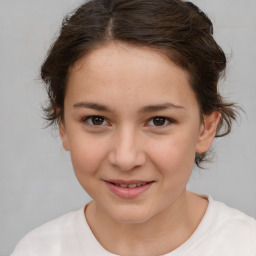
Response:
[59,122,70,151]
[196,111,221,153]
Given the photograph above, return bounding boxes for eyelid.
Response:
[82,115,110,127]
[146,116,177,128]
[81,115,177,128]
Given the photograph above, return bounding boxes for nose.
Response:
[108,126,146,172]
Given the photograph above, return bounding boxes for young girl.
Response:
[12,0,256,255]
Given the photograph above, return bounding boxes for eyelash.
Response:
[82,115,177,128]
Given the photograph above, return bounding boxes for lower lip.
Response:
[105,182,153,199]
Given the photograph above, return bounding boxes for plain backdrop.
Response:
[1,0,256,255]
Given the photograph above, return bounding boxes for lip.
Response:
[104,179,154,199]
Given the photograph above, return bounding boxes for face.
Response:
[60,43,219,224]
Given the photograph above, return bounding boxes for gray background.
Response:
[1,0,255,255]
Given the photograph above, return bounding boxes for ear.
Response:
[196,111,221,153]
[59,122,70,151]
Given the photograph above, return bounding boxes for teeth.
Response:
[115,182,148,188]
[128,184,137,188]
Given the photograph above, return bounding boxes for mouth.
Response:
[104,180,155,199]
[108,181,151,188]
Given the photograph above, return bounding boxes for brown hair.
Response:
[41,0,238,167]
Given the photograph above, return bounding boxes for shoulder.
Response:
[209,196,256,231]
[11,206,86,256]
[203,195,256,254]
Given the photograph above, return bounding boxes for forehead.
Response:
[66,42,198,112]
[70,42,188,84]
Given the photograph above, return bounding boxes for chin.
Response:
[107,207,154,225]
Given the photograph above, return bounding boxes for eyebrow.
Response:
[73,102,111,112]
[73,102,185,113]
[139,103,185,113]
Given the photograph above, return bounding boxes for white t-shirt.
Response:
[11,195,256,256]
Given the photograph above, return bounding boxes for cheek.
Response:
[150,132,197,163]
[148,133,197,179]
[69,136,108,179]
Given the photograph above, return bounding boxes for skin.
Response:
[60,42,220,255]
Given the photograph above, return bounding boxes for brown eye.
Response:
[152,117,166,126]
[83,116,107,126]
[91,116,105,125]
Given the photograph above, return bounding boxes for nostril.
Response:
[108,153,140,171]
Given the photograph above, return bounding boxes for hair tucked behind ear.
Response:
[41,0,239,167]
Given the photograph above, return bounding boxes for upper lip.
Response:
[104,179,154,185]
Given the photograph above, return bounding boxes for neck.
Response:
[85,191,208,256]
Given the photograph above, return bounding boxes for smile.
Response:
[104,180,154,199]
[111,182,148,188]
